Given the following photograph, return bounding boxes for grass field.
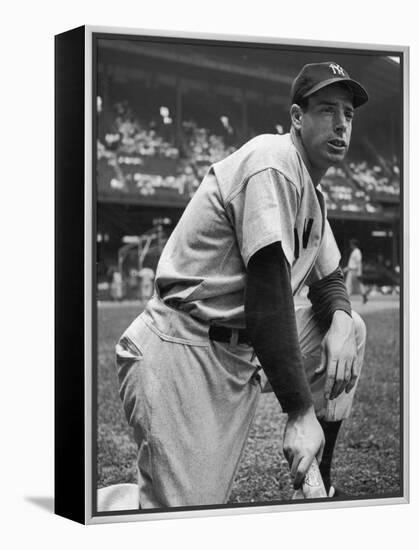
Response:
[97,298,401,502]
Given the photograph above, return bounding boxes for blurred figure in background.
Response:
[138,267,155,303]
[110,269,124,301]
[344,238,368,304]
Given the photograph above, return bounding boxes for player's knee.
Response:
[352,311,366,345]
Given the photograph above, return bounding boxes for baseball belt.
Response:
[209,325,252,345]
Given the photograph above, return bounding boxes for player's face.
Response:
[299,84,354,170]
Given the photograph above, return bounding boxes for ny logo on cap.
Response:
[329,63,346,77]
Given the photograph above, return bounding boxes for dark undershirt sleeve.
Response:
[245,241,313,414]
[307,267,352,332]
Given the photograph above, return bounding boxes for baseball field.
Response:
[97,295,401,503]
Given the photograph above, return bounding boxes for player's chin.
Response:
[325,142,347,162]
[324,149,347,165]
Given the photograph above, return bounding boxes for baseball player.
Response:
[115,61,368,508]
[138,266,155,303]
[344,238,368,303]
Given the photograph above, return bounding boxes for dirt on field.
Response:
[97,297,402,504]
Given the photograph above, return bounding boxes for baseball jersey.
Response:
[155,133,341,328]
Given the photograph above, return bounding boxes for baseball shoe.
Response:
[328,486,351,499]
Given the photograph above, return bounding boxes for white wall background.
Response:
[0,1,416,548]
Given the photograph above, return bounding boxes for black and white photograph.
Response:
[4,0,419,545]
[90,29,406,520]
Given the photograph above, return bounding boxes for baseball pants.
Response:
[115,296,366,508]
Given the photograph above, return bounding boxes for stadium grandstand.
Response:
[96,37,401,300]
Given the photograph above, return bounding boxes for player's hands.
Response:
[284,406,325,490]
[315,310,359,400]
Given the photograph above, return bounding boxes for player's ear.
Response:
[290,104,304,130]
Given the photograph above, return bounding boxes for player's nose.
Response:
[334,110,349,134]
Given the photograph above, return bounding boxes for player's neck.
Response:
[290,128,327,186]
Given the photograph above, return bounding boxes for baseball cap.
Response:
[291,62,368,108]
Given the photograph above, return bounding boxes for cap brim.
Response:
[302,77,369,108]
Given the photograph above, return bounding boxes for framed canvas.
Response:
[55,25,409,525]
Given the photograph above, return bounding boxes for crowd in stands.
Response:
[97,99,400,208]
[102,101,179,159]
[98,101,239,199]
[320,166,380,215]
[348,160,400,198]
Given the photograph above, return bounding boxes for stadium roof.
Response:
[99,38,401,107]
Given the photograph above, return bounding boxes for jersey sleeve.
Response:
[246,242,313,413]
[227,168,299,267]
[305,219,341,285]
